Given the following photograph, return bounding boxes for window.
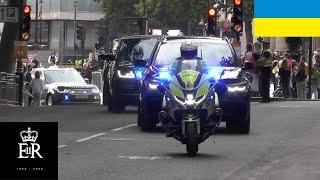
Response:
[117,38,158,62]
[29,21,49,47]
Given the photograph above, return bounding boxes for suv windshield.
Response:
[44,70,85,84]
[117,38,158,62]
[155,41,236,67]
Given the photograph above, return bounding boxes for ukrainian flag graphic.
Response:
[254,0,320,37]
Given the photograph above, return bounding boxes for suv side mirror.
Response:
[134,59,148,67]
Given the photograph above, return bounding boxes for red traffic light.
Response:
[147,28,152,35]
[234,0,242,6]
[23,5,31,15]
[208,8,217,17]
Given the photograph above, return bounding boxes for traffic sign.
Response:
[0,7,18,22]
[13,41,28,59]
[0,0,8,6]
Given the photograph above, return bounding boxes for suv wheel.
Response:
[111,90,125,113]
[226,101,250,134]
[103,82,113,112]
[139,102,157,132]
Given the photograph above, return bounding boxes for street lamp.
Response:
[73,0,78,62]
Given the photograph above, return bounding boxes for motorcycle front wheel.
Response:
[185,123,199,157]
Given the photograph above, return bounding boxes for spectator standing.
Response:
[30,71,44,107]
[258,42,272,103]
[81,63,92,83]
[294,56,307,99]
[48,57,58,69]
[32,53,40,68]
[311,54,320,99]
[24,64,33,106]
[279,58,290,98]
[283,53,294,97]
[252,42,262,96]
[271,60,279,91]
[47,50,58,65]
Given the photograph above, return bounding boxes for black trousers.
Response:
[260,67,272,101]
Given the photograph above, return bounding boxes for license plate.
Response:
[75,95,88,99]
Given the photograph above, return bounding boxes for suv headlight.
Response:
[117,70,135,79]
[92,88,100,93]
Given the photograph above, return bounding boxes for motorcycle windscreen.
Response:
[175,59,204,90]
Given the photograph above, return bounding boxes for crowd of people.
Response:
[243,42,320,102]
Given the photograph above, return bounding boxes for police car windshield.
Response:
[155,41,236,67]
[44,70,85,84]
[117,38,158,62]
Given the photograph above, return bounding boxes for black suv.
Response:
[138,36,252,133]
[102,35,162,113]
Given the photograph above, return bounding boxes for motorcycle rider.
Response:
[169,43,226,99]
[170,44,207,75]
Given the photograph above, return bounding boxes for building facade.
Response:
[27,0,104,66]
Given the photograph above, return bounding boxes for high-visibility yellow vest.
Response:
[260,50,273,67]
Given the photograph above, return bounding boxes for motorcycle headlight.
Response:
[117,70,135,79]
[185,94,195,105]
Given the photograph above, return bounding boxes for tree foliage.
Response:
[95,0,253,38]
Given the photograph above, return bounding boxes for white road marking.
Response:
[118,155,171,160]
[72,124,136,144]
[58,145,67,149]
[98,138,136,141]
[282,105,304,108]
[76,133,106,143]
[111,124,137,132]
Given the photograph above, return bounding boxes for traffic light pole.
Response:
[73,1,78,62]
[16,1,26,106]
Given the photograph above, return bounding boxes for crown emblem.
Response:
[20,127,38,142]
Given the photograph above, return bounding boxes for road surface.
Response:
[1,101,320,180]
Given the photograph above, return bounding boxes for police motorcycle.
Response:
[157,44,224,157]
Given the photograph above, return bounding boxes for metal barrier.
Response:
[0,72,20,105]
[91,71,103,92]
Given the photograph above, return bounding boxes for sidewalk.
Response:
[251,97,320,102]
